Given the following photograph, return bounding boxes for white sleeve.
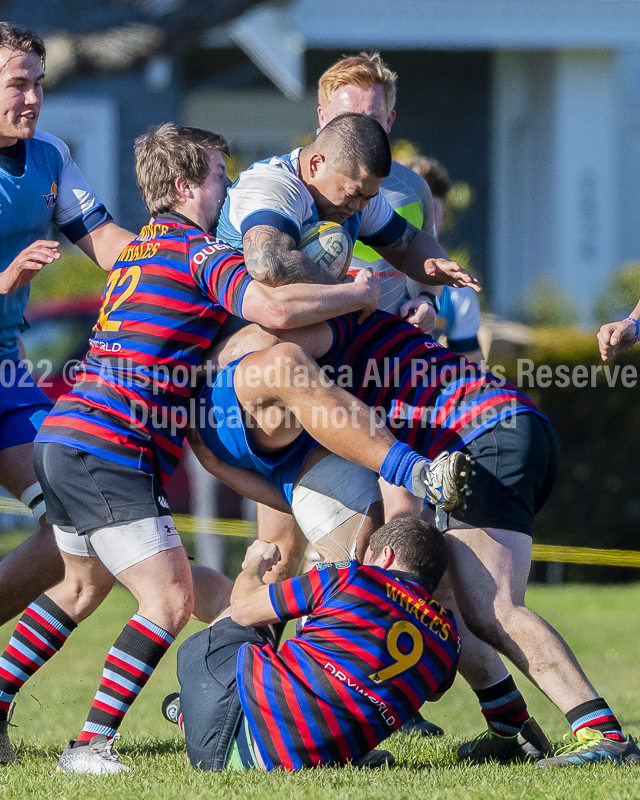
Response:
[227,162,312,242]
[38,132,111,242]
[358,191,395,239]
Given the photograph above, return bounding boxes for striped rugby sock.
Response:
[566,698,625,742]
[0,594,76,721]
[77,614,174,741]
[475,674,530,736]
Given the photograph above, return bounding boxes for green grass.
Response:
[1,577,640,799]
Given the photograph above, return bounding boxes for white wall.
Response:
[290,0,640,49]
[37,96,119,221]
[491,50,619,323]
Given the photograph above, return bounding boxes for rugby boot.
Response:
[458,717,551,764]
[0,703,18,765]
[536,728,640,768]
[58,734,129,775]
[400,712,444,737]
[352,748,395,768]
[413,451,474,512]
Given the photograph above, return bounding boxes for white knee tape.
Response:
[20,482,47,521]
[291,454,382,545]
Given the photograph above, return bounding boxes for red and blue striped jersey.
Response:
[35,212,253,483]
[236,561,459,770]
[323,310,545,458]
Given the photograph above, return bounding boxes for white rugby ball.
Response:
[298,222,353,281]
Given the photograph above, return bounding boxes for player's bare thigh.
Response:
[204,322,333,370]
[232,344,315,452]
[440,524,532,621]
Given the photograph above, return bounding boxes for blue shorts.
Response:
[0,360,52,451]
[197,357,319,503]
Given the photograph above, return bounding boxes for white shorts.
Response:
[53,515,182,576]
[291,454,382,559]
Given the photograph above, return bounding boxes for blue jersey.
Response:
[197,357,319,502]
[0,130,111,359]
[217,148,407,253]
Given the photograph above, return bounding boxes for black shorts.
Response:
[176,618,268,771]
[32,442,169,534]
[446,412,559,536]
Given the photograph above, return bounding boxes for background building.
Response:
[6,0,640,323]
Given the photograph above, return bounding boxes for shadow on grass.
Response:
[15,736,187,762]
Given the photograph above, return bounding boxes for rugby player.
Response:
[187,339,471,567]
[215,112,479,562]
[0,122,388,774]
[254,55,440,585]
[164,518,460,771]
[215,83,476,735]
[214,309,640,767]
[0,23,134,627]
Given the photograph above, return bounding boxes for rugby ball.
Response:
[298,222,353,281]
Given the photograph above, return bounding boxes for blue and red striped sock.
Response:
[566,698,625,742]
[476,674,530,736]
[0,594,76,721]
[77,614,174,741]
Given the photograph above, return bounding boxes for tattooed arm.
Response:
[243,225,337,286]
[373,222,481,293]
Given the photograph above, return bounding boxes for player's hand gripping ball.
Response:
[297,222,353,281]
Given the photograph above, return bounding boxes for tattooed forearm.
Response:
[243,225,336,287]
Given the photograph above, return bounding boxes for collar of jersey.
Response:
[153,210,207,232]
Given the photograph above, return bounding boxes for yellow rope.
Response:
[2,498,639,566]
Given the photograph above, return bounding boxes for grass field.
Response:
[1,537,640,798]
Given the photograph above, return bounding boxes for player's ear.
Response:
[386,109,396,133]
[381,545,395,570]
[308,152,326,178]
[317,106,326,128]
[174,175,193,202]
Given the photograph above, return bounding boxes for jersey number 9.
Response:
[369,620,424,684]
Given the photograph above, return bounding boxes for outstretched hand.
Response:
[597,318,639,361]
[425,258,481,292]
[0,240,60,295]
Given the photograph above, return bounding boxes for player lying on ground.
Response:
[161,518,460,771]
[208,306,640,768]
[0,122,389,775]
[0,23,134,626]
[597,298,640,361]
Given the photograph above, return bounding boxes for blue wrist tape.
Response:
[379,440,425,491]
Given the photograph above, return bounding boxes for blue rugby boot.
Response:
[536,728,640,768]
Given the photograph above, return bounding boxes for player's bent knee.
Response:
[459,608,506,650]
